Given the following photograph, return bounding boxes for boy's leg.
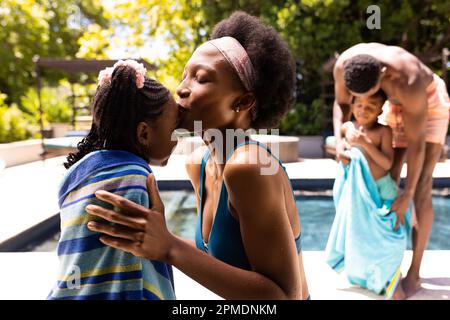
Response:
[402,142,442,297]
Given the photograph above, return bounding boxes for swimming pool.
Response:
[28,190,450,251]
[164,191,450,250]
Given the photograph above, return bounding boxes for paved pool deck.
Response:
[2,154,450,247]
[0,155,449,300]
[0,250,449,300]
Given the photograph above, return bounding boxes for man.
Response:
[332,42,450,297]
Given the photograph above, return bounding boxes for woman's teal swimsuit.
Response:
[194,140,302,270]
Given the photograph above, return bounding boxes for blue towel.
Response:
[325,147,411,299]
[48,150,175,300]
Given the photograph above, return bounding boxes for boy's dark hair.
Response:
[344,54,382,93]
[64,66,171,169]
[372,89,387,104]
[210,11,296,129]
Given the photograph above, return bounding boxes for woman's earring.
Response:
[235,106,240,113]
[251,107,257,120]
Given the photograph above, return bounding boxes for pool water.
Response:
[30,191,450,251]
[297,194,450,250]
[165,192,450,250]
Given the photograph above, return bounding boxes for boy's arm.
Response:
[356,126,394,171]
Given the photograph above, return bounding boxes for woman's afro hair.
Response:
[211,11,296,129]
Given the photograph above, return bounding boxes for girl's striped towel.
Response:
[48,150,175,300]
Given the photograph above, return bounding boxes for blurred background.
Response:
[0,0,449,144]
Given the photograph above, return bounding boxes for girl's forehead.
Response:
[354,96,383,106]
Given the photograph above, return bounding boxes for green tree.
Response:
[100,0,448,134]
[2,0,449,139]
[20,86,72,125]
[0,91,38,142]
[194,0,450,135]
[94,0,209,91]
[0,0,107,104]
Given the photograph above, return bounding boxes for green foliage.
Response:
[284,0,450,134]
[0,0,108,104]
[0,92,38,143]
[90,0,209,92]
[20,87,72,125]
[194,0,450,135]
[1,0,449,141]
[280,99,324,135]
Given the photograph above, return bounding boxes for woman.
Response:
[86,11,310,299]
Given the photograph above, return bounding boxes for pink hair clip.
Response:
[97,59,147,89]
[98,67,114,87]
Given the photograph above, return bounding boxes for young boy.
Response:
[340,90,393,181]
[325,90,411,300]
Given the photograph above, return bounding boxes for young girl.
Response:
[325,90,411,300]
[48,60,179,300]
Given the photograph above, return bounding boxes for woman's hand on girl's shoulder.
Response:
[86,174,176,262]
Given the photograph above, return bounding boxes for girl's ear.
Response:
[136,121,151,145]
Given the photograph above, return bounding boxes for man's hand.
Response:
[336,139,351,165]
[391,193,412,231]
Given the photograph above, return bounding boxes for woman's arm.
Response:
[86,162,302,299]
[172,150,302,299]
[223,151,302,298]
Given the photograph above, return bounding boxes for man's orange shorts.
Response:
[379,74,450,148]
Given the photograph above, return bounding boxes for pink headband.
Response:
[207,36,255,91]
[98,59,147,89]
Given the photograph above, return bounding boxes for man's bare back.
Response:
[334,42,434,108]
